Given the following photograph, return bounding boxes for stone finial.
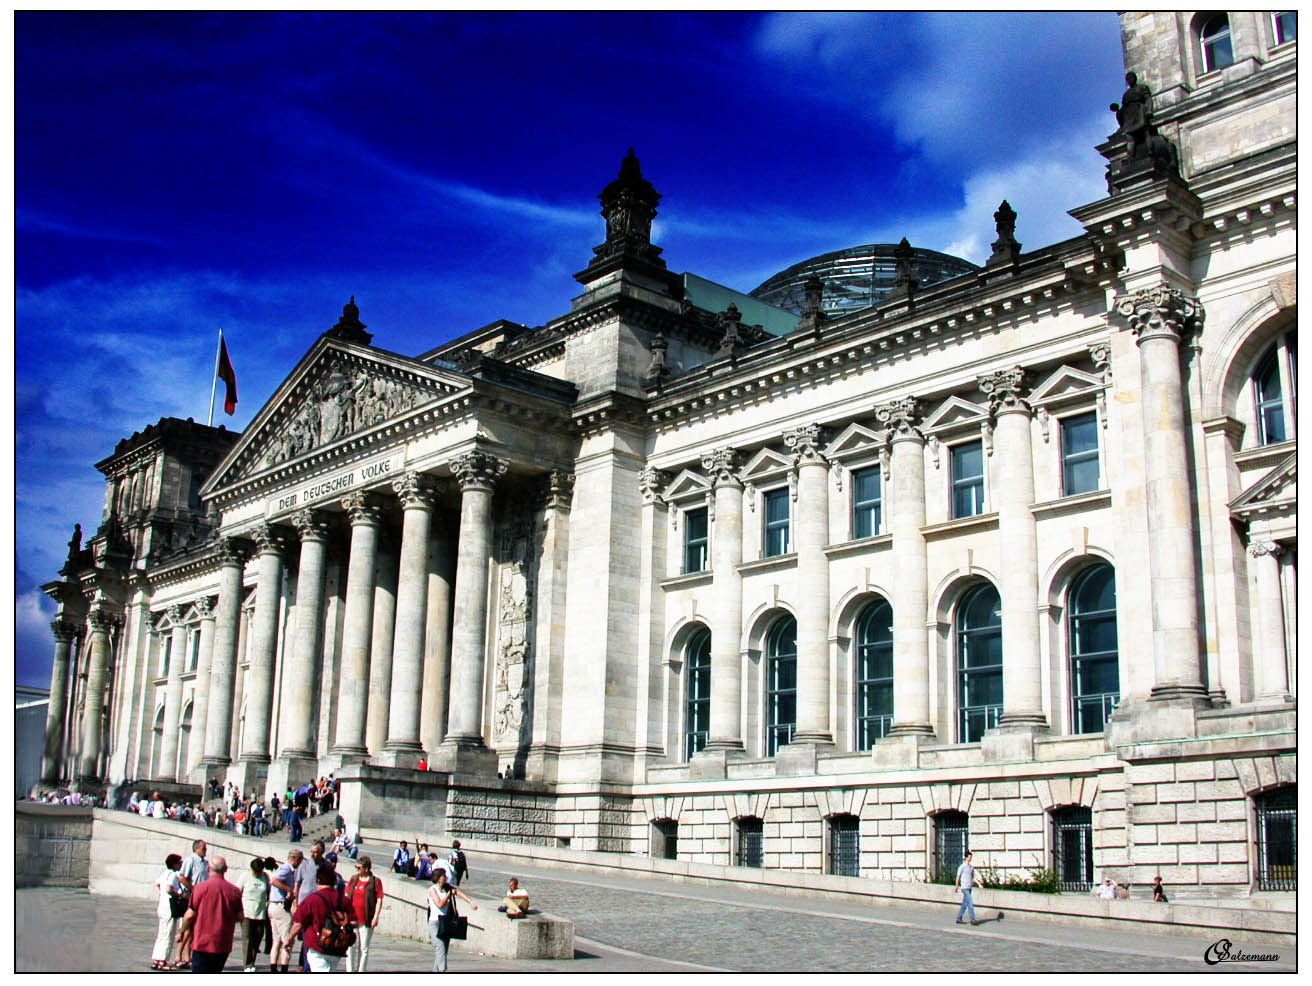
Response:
[798,274,829,331]
[327,296,373,345]
[700,447,742,487]
[714,304,745,360]
[637,466,670,505]
[251,523,291,555]
[783,423,829,463]
[391,470,442,507]
[644,333,671,387]
[342,492,384,526]
[1113,286,1204,344]
[450,451,508,492]
[596,149,663,257]
[50,620,78,643]
[987,200,1021,267]
[978,366,1030,415]
[292,508,332,542]
[874,397,924,439]
[888,237,918,301]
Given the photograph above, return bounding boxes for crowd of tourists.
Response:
[27,789,101,806]
[116,775,344,843]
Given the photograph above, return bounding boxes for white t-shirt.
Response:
[156,868,183,919]
[1096,882,1118,900]
[956,861,976,890]
[152,800,166,819]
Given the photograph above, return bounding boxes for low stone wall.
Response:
[85,810,573,959]
[16,803,93,887]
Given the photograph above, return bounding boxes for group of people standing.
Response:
[150,837,383,973]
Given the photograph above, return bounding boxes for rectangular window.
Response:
[950,441,985,518]
[828,815,860,878]
[161,636,172,678]
[763,487,790,557]
[851,466,882,539]
[1273,11,1296,45]
[735,817,764,868]
[683,506,708,574]
[1060,412,1101,496]
[189,630,202,672]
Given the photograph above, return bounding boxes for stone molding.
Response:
[451,451,508,492]
[700,447,742,488]
[391,470,442,508]
[978,366,1031,416]
[1113,286,1204,345]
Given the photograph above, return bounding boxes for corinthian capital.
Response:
[783,423,829,464]
[166,605,184,624]
[1113,286,1204,345]
[978,366,1030,416]
[637,466,670,504]
[450,452,508,492]
[391,471,441,508]
[50,620,78,644]
[342,491,384,526]
[542,470,575,511]
[292,508,332,542]
[700,447,742,488]
[251,523,291,556]
[87,609,119,634]
[1247,540,1281,559]
[874,397,924,441]
[194,596,214,620]
[214,536,253,568]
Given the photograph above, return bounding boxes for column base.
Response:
[326,745,370,767]
[430,739,498,776]
[981,721,1049,763]
[1207,689,1230,709]
[775,739,834,777]
[1148,683,1211,704]
[1255,692,1295,708]
[887,722,934,738]
[228,757,271,796]
[871,732,936,769]
[373,742,426,770]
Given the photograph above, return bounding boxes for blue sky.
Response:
[14,11,1125,687]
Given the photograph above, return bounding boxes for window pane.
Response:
[764,489,790,556]
[1274,11,1296,43]
[685,630,711,759]
[1202,15,1234,71]
[856,601,894,750]
[951,441,984,518]
[1061,413,1100,496]
[1070,564,1119,734]
[852,467,881,539]
[684,507,708,573]
[766,617,797,755]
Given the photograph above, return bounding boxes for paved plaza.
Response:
[15,856,1296,972]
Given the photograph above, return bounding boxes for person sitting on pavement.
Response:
[1095,877,1119,900]
[332,827,358,860]
[392,841,412,875]
[496,878,530,918]
[414,851,433,882]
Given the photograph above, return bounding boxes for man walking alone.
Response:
[955,851,979,926]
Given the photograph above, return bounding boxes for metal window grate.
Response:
[935,811,969,882]
[830,815,860,877]
[1257,788,1296,891]
[736,817,764,868]
[1053,806,1093,891]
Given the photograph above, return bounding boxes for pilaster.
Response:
[699,447,745,761]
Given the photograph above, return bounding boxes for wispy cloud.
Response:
[17,206,168,245]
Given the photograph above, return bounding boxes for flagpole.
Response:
[208,330,223,427]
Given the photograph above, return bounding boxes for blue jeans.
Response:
[957,888,976,922]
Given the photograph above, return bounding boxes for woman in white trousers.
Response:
[151,853,185,970]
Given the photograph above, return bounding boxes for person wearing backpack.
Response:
[344,856,383,972]
[427,869,477,972]
[447,840,469,887]
[284,865,356,972]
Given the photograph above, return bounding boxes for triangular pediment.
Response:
[662,468,710,501]
[823,422,884,462]
[203,337,471,497]
[922,396,988,433]
[1230,452,1296,514]
[739,447,793,482]
[1029,365,1105,406]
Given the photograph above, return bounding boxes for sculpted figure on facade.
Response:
[493,507,537,746]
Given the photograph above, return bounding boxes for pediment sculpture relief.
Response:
[258,357,432,470]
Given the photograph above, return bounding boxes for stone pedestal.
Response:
[267,757,319,801]
[980,723,1046,763]
[689,747,732,780]
[227,757,270,798]
[774,741,822,777]
[430,740,499,777]
[870,733,931,769]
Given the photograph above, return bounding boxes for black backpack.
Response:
[315,889,357,956]
[451,850,467,880]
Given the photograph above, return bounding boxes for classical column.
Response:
[157,606,188,779]
[365,537,398,758]
[875,398,934,737]
[379,471,440,765]
[189,598,216,775]
[239,523,290,764]
[702,447,745,754]
[784,424,833,746]
[439,451,507,764]
[202,537,250,769]
[331,492,383,759]
[1114,287,1208,702]
[77,608,118,781]
[1248,541,1292,703]
[981,368,1046,728]
[41,620,77,784]
[280,508,331,760]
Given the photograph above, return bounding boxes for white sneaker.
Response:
[244,967,255,973]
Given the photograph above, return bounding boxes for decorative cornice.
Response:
[1113,286,1204,345]
[783,423,829,464]
[873,398,924,443]
[450,452,507,492]
[392,471,442,508]
[978,366,1030,416]
[342,491,385,526]
[638,467,671,505]
[700,447,742,488]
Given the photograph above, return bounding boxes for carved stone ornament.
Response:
[451,451,508,492]
[87,609,119,634]
[325,295,372,346]
[50,620,78,643]
[644,333,671,387]
[714,304,746,360]
[1089,341,1113,382]
[292,508,332,542]
[391,471,441,509]
[1113,286,1204,344]
[783,423,829,464]
[258,355,428,470]
[638,467,670,505]
[978,366,1030,416]
[1106,71,1180,193]
[592,148,665,267]
[493,508,537,747]
[1247,540,1281,559]
[987,200,1021,266]
[194,596,214,620]
[873,397,924,441]
[214,536,253,568]
[798,274,829,331]
[166,605,184,624]
[889,237,918,300]
[542,470,575,511]
[342,491,384,526]
[700,447,742,487]
[251,522,291,555]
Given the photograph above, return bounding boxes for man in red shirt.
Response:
[178,855,244,973]
[285,864,354,973]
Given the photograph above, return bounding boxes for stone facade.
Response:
[41,13,1295,897]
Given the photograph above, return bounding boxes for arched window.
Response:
[957,584,1002,743]
[684,629,711,760]
[1255,786,1296,890]
[1052,805,1094,891]
[934,810,969,883]
[855,600,894,750]
[1069,564,1120,734]
[1253,333,1296,445]
[1200,13,1234,72]
[765,617,797,756]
